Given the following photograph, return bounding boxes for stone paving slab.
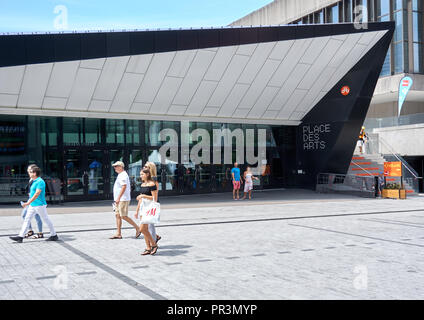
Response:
[1,191,424,300]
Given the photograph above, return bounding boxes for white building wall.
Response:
[230,0,339,26]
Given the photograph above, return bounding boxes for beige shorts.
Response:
[116,201,129,217]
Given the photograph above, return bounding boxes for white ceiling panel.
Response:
[268,40,295,60]
[135,52,176,104]
[110,72,144,113]
[299,36,329,65]
[66,68,101,111]
[0,94,18,107]
[269,63,310,110]
[297,39,343,90]
[88,100,112,112]
[237,42,276,84]
[238,59,280,109]
[325,43,368,92]
[328,32,364,68]
[149,77,183,114]
[207,54,250,107]
[93,56,129,101]
[185,80,218,116]
[277,89,308,119]
[173,50,216,106]
[289,111,304,120]
[46,61,79,98]
[0,66,25,95]
[168,105,187,115]
[204,46,238,81]
[167,50,197,78]
[42,97,67,110]
[268,38,313,87]
[358,30,378,46]
[296,66,337,113]
[236,43,258,56]
[126,54,153,74]
[233,108,250,118]
[202,107,220,117]
[217,83,250,117]
[247,86,280,119]
[18,63,53,109]
[130,102,151,113]
[80,58,105,69]
[262,110,279,119]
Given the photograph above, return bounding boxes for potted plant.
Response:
[382,183,406,199]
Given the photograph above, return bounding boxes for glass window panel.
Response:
[376,0,390,17]
[344,0,353,22]
[41,117,58,147]
[413,0,423,11]
[380,49,391,76]
[126,120,140,145]
[394,42,404,73]
[85,118,102,144]
[63,118,83,145]
[326,5,339,23]
[87,149,104,195]
[106,119,124,145]
[145,120,162,146]
[393,0,404,11]
[128,150,143,192]
[394,11,403,42]
[414,42,423,73]
[413,12,423,42]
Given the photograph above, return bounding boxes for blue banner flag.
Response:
[398,76,413,117]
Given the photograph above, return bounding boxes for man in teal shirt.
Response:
[231,162,243,200]
[10,166,58,243]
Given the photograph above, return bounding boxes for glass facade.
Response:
[0,115,296,203]
[290,0,424,77]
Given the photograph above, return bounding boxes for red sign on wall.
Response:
[341,86,350,96]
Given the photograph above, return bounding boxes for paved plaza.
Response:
[1,189,424,300]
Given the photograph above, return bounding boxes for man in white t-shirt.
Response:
[110,161,141,239]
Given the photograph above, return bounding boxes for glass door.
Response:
[64,149,84,197]
[64,148,106,200]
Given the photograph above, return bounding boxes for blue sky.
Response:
[0,0,272,33]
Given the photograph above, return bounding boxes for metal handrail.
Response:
[377,136,421,179]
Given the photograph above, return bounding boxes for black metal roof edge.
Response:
[0,22,395,68]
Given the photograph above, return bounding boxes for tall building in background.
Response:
[232,0,424,183]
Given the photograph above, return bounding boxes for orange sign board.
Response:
[384,162,402,177]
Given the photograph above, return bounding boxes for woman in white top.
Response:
[242,166,259,200]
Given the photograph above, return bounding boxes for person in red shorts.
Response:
[231,162,243,200]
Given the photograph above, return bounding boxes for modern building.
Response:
[0,22,393,202]
[232,0,424,188]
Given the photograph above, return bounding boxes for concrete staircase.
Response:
[348,153,416,195]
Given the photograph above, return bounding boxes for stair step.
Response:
[352,157,365,160]
[351,167,380,171]
[356,173,379,176]
[351,162,372,165]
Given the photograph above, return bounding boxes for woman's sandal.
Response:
[150,245,158,255]
[156,235,161,243]
[29,233,43,239]
[24,230,34,238]
[141,249,152,255]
